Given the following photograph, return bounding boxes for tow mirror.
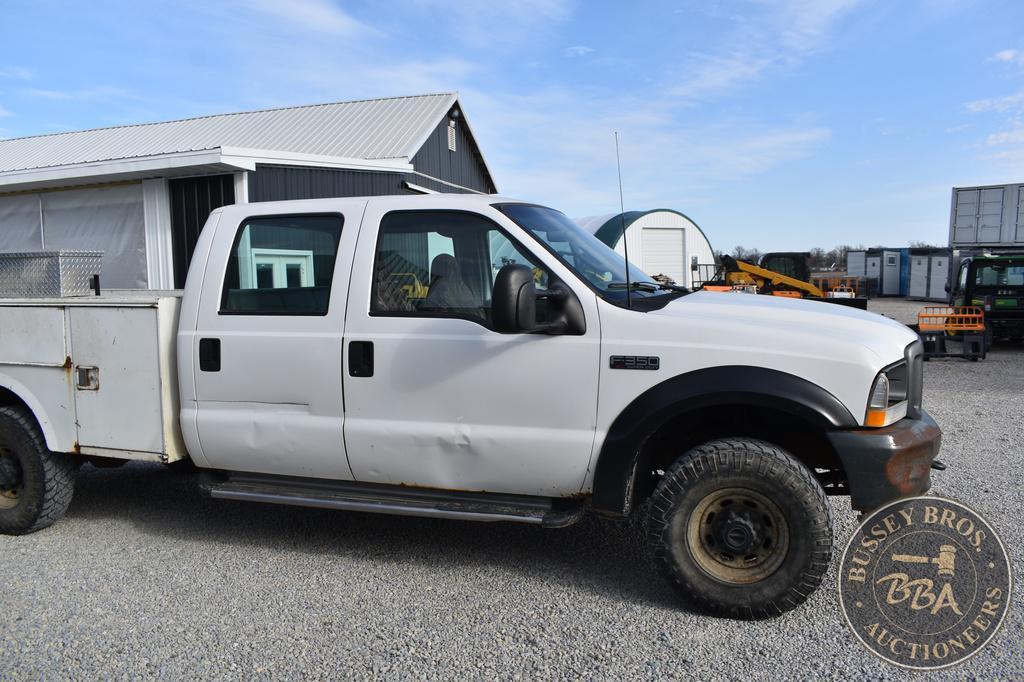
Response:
[493,264,538,333]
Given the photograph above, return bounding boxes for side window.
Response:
[371,211,550,326]
[221,214,342,315]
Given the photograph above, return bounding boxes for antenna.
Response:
[614,131,632,309]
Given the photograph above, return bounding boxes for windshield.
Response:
[496,203,672,307]
[974,262,1024,287]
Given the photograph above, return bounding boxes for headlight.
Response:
[865,362,908,427]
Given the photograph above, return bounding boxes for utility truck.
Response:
[0,194,942,618]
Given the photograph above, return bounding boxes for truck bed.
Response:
[0,290,186,463]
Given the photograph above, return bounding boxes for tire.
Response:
[646,438,833,619]
[0,406,77,535]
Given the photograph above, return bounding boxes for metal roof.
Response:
[576,209,714,250]
[0,92,459,173]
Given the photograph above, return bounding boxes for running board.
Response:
[199,472,586,528]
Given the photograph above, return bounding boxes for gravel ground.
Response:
[1,299,1021,680]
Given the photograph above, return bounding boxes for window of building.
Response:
[221,214,342,315]
[371,211,550,327]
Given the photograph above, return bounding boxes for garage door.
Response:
[641,228,685,284]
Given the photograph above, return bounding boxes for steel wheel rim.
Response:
[0,444,23,510]
[686,487,789,585]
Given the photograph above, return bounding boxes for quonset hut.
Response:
[576,209,715,288]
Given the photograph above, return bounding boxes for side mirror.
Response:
[492,264,537,333]
[944,283,950,293]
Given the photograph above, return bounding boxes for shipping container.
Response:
[948,183,1024,249]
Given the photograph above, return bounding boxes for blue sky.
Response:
[1,0,1022,252]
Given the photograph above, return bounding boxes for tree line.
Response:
[713,241,942,271]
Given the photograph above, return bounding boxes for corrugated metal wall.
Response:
[248,165,483,202]
[411,118,494,193]
[169,174,235,287]
[249,166,410,201]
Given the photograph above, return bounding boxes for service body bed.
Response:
[0,291,186,462]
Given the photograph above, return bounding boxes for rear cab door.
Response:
[181,201,363,479]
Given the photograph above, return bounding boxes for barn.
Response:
[0,92,495,289]
[576,209,715,288]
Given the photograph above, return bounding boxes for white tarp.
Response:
[0,194,43,251]
[0,184,148,289]
[41,184,147,288]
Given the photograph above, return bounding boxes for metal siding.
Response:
[847,251,866,277]
[247,164,476,202]
[169,174,234,287]
[1017,186,1024,242]
[411,118,494,193]
[0,93,457,173]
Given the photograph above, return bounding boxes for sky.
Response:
[1,0,1022,252]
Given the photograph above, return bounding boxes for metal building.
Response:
[575,209,715,288]
[0,92,496,288]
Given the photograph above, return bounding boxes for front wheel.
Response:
[0,406,77,535]
[646,438,833,618]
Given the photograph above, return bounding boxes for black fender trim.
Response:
[591,365,858,516]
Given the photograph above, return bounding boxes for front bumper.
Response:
[827,409,942,512]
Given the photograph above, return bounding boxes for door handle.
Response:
[349,341,373,377]
[199,338,221,372]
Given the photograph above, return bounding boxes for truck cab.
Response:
[0,194,942,619]
[950,253,1024,341]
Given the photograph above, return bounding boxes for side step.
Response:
[199,472,586,528]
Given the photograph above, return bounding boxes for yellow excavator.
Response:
[705,255,868,309]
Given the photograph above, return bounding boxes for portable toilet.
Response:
[866,251,882,292]
[909,253,929,298]
[881,250,901,295]
[908,248,952,301]
[929,252,950,300]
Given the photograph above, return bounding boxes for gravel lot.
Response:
[1,299,1021,680]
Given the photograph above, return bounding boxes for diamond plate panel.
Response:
[0,251,104,297]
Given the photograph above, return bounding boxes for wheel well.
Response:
[630,404,847,508]
[0,387,31,413]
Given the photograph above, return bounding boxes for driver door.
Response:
[341,204,601,497]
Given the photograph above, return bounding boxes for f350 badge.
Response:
[609,355,660,370]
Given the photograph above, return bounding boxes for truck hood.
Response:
[651,291,917,363]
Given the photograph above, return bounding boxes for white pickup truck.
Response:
[0,194,941,617]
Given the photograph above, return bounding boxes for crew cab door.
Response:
[342,203,601,496]
[187,209,359,479]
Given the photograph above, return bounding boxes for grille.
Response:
[905,339,924,418]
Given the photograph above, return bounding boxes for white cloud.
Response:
[461,87,831,215]
[24,86,140,102]
[965,91,1024,113]
[989,48,1024,66]
[564,45,594,57]
[671,0,865,102]
[248,0,374,36]
[986,128,1024,146]
[0,67,32,80]
[0,105,12,118]
[405,0,574,47]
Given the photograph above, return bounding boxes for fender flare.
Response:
[0,373,65,452]
[591,365,857,515]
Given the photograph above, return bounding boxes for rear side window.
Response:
[221,214,342,315]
